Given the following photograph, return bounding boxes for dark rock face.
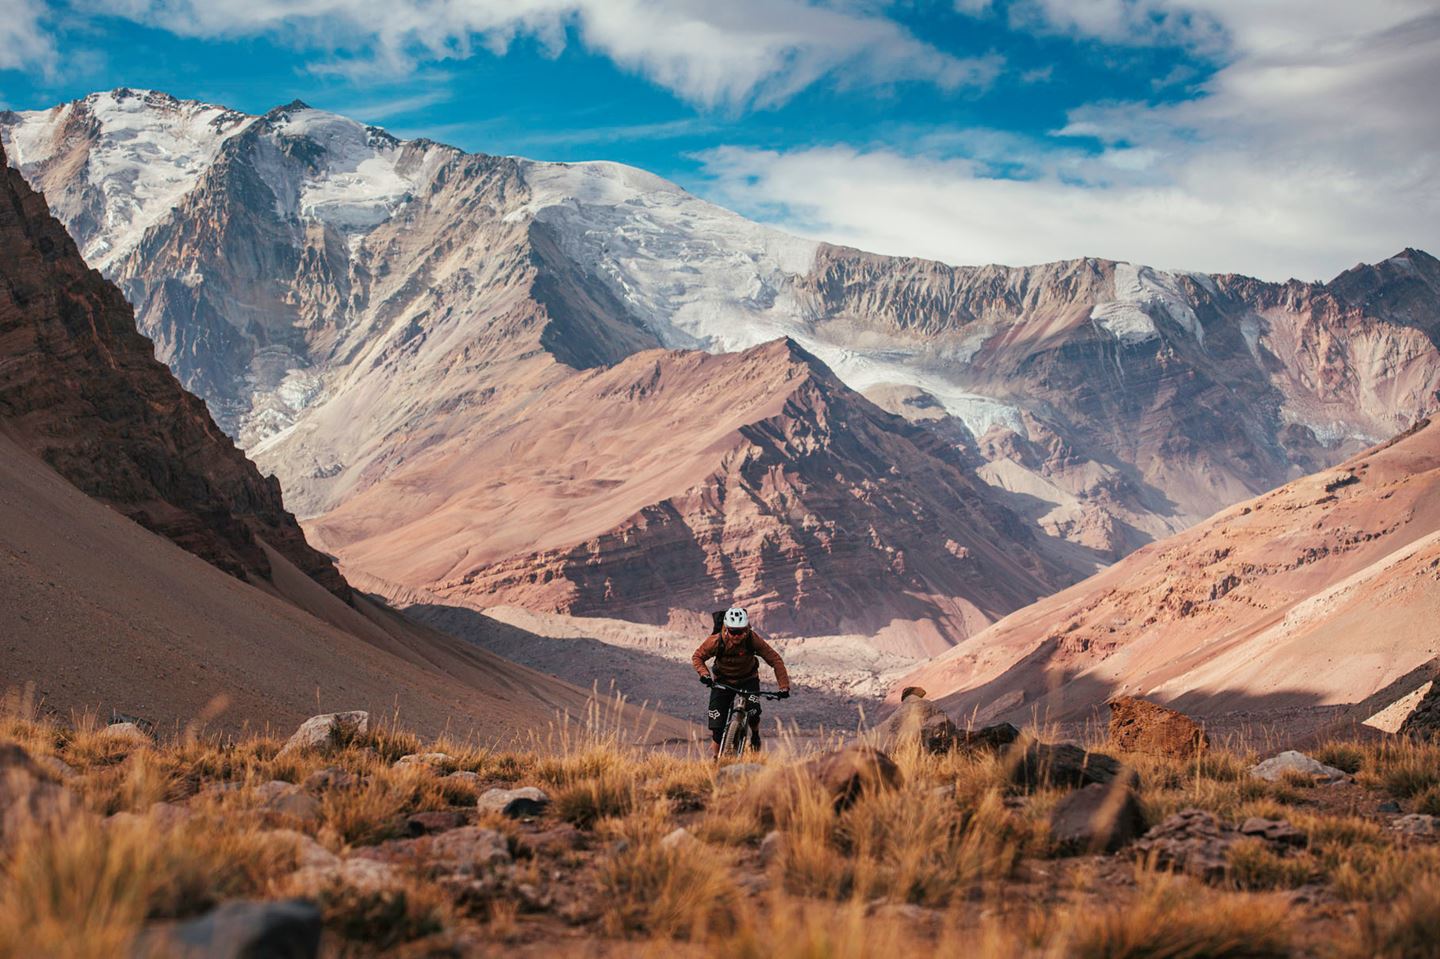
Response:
[958,722,1021,752]
[1399,678,1440,742]
[1107,696,1209,758]
[1010,742,1130,791]
[0,139,347,597]
[139,899,321,959]
[1048,782,1147,855]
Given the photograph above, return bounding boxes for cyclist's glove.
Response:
[700,675,714,687]
[777,689,790,699]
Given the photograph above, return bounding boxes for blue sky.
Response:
[2,1,1438,281]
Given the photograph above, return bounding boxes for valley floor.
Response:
[2,697,1439,957]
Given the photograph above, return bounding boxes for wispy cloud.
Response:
[699,0,1440,280]
[0,0,55,73]
[88,0,1002,111]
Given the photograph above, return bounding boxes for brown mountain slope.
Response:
[0,429,682,741]
[309,338,1064,655]
[895,418,1440,725]
[0,137,344,595]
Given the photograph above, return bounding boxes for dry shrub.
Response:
[1347,873,1440,959]
[553,772,633,828]
[314,875,454,951]
[1413,785,1440,817]
[1376,742,1440,799]
[1066,876,1292,959]
[1225,839,1316,891]
[0,811,284,959]
[317,764,447,847]
[595,808,740,938]
[1315,741,1367,774]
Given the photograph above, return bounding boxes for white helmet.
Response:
[723,606,749,630]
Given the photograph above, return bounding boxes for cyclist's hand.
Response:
[700,675,714,686]
[777,689,790,699]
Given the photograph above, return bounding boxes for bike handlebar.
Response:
[710,681,786,699]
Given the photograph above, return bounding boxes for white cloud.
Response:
[0,0,54,72]
[701,0,1440,280]
[93,0,999,110]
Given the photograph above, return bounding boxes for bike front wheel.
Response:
[718,708,748,759]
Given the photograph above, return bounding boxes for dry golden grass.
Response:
[3,696,1440,957]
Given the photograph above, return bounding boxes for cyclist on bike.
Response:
[692,606,791,756]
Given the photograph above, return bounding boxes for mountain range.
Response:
[5,88,1439,659]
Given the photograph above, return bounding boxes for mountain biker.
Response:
[692,606,791,756]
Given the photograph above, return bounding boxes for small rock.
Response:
[660,827,701,851]
[1133,808,1236,882]
[442,771,481,787]
[1107,696,1208,759]
[136,899,321,959]
[1239,817,1307,847]
[1248,750,1347,784]
[98,722,150,744]
[476,786,550,818]
[256,781,321,824]
[301,766,358,793]
[395,752,451,769]
[759,830,784,866]
[276,711,368,757]
[1379,799,1403,814]
[293,856,398,893]
[1048,782,1147,855]
[426,826,512,875]
[1391,814,1439,837]
[1011,742,1131,792]
[106,801,191,833]
[268,829,341,870]
[715,763,765,786]
[407,810,468,836]
[516,824,585,858]
[869,902,938,925]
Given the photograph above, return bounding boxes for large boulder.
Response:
[137,899,321,959]
[1047,782,1147,855]
[1010,742,1130,792]
[873,697,960,754]
[276,712,369,757]
[804,746,904,811]
[1107,697,1208,759]
[1399,678,1440,742]
[1248,750,1347,784]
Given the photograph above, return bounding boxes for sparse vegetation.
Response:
[2,697,1439,957]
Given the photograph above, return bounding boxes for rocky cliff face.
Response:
[0,136,347,596]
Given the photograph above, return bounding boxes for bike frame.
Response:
[711,681,783,759]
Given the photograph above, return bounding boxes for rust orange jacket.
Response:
[692,628,790,689]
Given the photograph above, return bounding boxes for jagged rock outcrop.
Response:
[0,136,346,595]
[1398,676,1440,741]
[1107,696,1208,758]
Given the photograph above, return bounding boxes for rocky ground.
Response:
[3,694,1440,957]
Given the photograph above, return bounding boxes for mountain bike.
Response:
[711,681,785,760]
